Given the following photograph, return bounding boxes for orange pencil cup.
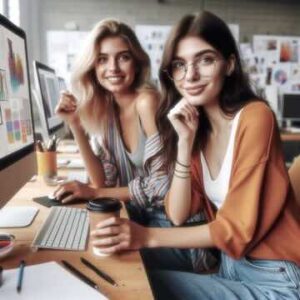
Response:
[36,151,57,178]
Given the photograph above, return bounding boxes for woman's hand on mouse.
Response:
[54,181,97,203]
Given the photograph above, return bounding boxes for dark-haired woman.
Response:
[91,11,300,299]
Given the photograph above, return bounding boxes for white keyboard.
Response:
[32,206,89,251]
[57,144,79,153]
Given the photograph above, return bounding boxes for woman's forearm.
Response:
[95,186,131,202]
[69,124,106,187]
[166,140,193,225]
[146,223,214,249]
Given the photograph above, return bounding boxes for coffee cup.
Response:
[87,198,122,256]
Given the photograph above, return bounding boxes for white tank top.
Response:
[200,109,242,209]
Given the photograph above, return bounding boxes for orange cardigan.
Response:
[175,101,300,265]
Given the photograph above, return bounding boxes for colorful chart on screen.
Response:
[0,24,34,160]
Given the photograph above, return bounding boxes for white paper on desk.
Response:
[0,261,108,300]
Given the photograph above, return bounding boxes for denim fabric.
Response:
[150,252,300,300]
[140,208,219,272]
[141,208,194,272]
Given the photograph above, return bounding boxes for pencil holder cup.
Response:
[36,151,57,179]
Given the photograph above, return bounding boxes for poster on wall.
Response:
[252,35,300,93]
[135,25,171,84]
[47,31,88,85]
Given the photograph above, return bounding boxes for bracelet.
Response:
[176,160,191,168]
[174,168,190,174]
[174,172,191,179]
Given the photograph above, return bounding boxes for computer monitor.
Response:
[281,93,300,129]
[0,13,36,208]
[57,76,68,92]
[33,61,65,142]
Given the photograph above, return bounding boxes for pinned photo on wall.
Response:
[253,38,278,52]
[291,82,300,92]
[279,39,299,63]
[290,64,300,81]
[272,63,291,86]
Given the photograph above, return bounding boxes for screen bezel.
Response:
[0,14,35,172]
[33,60,64,136]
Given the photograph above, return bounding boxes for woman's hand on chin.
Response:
[167,98,199,147]
[90,217,148,254]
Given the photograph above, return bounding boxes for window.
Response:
[8,0,19,26]
[0,0,20,26]
[0,0,6,15]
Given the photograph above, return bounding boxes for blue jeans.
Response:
[150,252,300,299]
[140,208,219,272]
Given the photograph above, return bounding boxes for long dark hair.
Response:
[156,11,263,171]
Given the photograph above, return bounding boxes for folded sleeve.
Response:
[208,105,289,259]
[128,133,171,209]
[90,136,118,187]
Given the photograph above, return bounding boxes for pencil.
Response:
[61,260,99,291]
[80,257,118,287]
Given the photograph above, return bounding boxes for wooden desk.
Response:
[281,132,300,142]
[1,155,153,300]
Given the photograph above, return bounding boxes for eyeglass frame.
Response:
[163,55,224,82]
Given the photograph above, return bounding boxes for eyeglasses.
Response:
[165,55,221,81]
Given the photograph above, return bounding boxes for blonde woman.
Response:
[54,19,201,272]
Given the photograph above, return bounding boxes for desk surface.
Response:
[1,153,153,300]
[281,132,300,142]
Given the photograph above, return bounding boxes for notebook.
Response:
[0,261,107,300]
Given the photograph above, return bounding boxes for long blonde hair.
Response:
[71,19,153,135]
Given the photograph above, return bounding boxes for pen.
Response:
[36,140,44,152]
[16,260,25,293]
[61,260,99,291]
[80,257,118,287]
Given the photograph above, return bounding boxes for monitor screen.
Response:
[0,13,36,208]
[0,16,35,166]
[58,76,67,92]
[282,93,300,120]
[33,61,64,137]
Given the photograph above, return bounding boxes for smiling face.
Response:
[172,36,231,107]
[95,36,136,95]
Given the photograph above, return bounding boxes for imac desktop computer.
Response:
[0,14,36,216]
[32,61,65,143]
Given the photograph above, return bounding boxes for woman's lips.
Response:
[184,85,206,95]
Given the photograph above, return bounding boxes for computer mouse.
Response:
[48,191,73,202]
[58,191,74,202]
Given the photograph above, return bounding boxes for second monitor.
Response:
[33,61,65,142]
